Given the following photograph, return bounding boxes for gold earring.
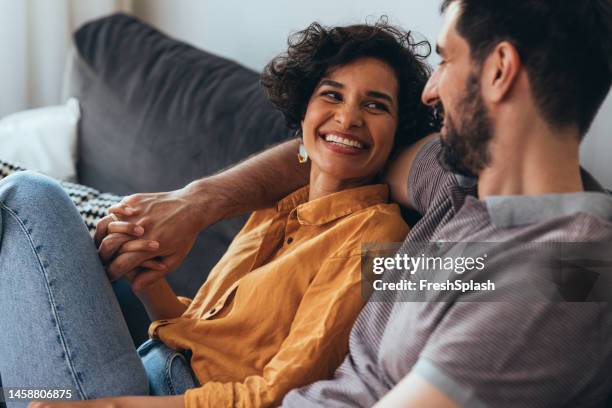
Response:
[298,143,309,163]
[295,128,308,163]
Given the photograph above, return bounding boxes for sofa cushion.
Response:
[66,13,292,302]
[71,13,291,194]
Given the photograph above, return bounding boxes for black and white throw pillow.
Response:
[0,159,122,236]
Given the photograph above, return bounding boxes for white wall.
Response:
[132,0,444,70]
[132,0,611,188]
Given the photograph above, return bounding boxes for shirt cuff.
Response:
[412,357,487,408]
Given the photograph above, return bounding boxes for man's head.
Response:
[423,0,612,177]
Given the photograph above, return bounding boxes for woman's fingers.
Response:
[98,234,158,265]
[98,233,133,264]
[94,214,119,248]
[107,221,145,237]
[141,259,167,270]
[117,239,159,255]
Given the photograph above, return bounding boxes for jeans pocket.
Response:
[138,339,198,396]
[165,353,198,395]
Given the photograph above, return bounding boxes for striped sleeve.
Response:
[407,138,456,215]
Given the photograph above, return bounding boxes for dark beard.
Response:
[437,70,493,178]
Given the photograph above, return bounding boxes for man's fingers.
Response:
[94,214,119,248]
[117,239,160,255]
[108,203,137,216]
[107,221,145,237]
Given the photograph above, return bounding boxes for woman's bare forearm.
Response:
[134,279,188,321]
[185,138,310,226]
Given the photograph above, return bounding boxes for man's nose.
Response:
[421,69,440,107]
[335,104,364,129]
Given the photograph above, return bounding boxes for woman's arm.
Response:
[132,278,188,321]
[28,394,184,408]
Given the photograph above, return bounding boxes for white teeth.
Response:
[323,134,364,149]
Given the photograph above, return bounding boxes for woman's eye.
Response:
[321,91,342,101]
[365,102,390,112]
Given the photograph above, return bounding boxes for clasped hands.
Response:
[94,186,208,292]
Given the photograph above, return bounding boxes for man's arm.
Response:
[96,138,309,290]
[385,133,438,209]
[374,372,459,408]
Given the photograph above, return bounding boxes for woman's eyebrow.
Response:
[366,91,393,103]
[318,78,394,104]
[318,79,344,89]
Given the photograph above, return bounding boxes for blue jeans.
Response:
[0,172,197,407]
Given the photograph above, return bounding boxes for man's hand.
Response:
[94,215,165,284]
[94,185,213,291]
[93,138,310,290]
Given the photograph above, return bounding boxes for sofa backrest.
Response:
[69,13,291,195]
[65,13,292,299]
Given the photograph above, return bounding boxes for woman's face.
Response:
[302,57,399,185]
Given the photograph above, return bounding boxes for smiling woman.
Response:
[0,19,437,408]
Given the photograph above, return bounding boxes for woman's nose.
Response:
[335,104,364,129]
[421,69,440,107]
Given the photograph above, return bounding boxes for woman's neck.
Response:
[308,167,373,201]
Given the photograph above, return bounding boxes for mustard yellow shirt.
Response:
[148,184,409,408]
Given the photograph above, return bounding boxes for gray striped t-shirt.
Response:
[283,139,612,407]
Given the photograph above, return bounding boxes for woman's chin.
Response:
[310,163,376,186]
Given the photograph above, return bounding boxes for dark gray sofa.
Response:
[66,13,292,344]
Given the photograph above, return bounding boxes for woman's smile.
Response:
[318,130,369,155]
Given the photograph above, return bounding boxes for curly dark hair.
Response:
[261,18,441,156]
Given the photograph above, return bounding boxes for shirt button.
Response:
[287,237,294,244]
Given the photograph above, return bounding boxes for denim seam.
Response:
[164,353,180,395]
[0,202,87,399]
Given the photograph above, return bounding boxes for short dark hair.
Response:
[441,0,612,137]
[261,18,441,155]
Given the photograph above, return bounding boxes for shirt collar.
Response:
[276,184,389,226]
[483,169,612,228]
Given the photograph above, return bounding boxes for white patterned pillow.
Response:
[0,159,122,236]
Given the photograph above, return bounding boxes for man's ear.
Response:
[481,41,521,103]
